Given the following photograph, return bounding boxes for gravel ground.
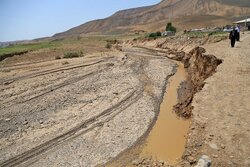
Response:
[0,48,176,167]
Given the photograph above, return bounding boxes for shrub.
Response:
[63,51,84,59]
[62,61,69,65]
[166,22,177,32]
[55,55,61,60]
[156,31,162,36]
[149,31,162,38]
[105,43,112,49]
[149,33,157,38]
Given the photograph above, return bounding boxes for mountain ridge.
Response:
[54,0,250,38]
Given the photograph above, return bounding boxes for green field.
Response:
[0,41,61,56]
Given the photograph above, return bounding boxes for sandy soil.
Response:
[182,32,250,167]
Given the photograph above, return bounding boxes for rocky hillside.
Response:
[54,0,250,38]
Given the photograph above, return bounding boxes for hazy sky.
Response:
[0,0,160,42]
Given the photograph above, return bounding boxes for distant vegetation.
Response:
[55,55,61,60]
[185,31,227,38]
[105,43,112,49]
[63,51,84,59]
[0,41,61,61]
[0,42,60,55]
[105,39,119,49]
[166,22,177,32]
[148,31,162,39]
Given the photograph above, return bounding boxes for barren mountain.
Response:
[54,0,250,38]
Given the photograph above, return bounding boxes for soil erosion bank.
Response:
[107,45,222,166]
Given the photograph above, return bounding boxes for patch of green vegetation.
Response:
[148,31,162,39]
[0,41,62,61]
[0,41,61,56]
[63,51,84,59]
[166,22,177,32]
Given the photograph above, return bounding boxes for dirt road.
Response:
[0,48,176,166]
[182,32,250,167]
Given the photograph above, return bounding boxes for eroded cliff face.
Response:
[173,47,222,118]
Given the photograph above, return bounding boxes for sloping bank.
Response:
[171,47,223,119]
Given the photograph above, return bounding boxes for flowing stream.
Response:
[138,62,190,164]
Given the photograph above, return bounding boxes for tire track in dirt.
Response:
[1,63,110,109]
[0,48,176,167]
[0,88,143,167]
[0,58,109,85]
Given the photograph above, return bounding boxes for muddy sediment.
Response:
[138,62,190,164]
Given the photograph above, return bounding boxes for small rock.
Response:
[5,118,11,122]
[23,120,28,125]
[209,143,219,150]
[196,142,203,147]
[212,155,218,158]
[159,160,164,165]
[4,80,14,85]
[194,155,211,167]
[221,145,226,149]
[39,120,44,124]
[187,156,196,164]
[207,136,213,140]
[132,160,140,165]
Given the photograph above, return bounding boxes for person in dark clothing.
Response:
[236,25,240,41]
[229,27,237,47]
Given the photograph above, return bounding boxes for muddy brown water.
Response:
[107,62,190,166]
[138,62,190,164]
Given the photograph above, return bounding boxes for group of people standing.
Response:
[229,25,240,48]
